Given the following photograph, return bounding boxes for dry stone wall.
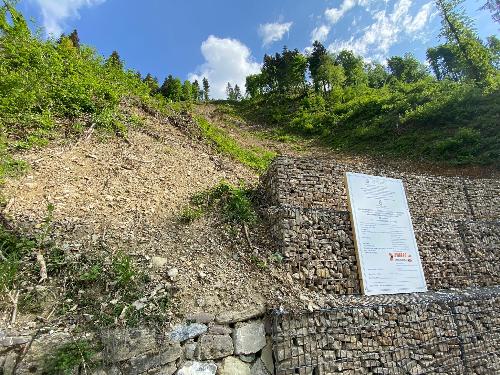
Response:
[0,306,275,375]
[261,156,500,294]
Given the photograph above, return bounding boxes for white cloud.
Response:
[258,21,293,47]
[32,0,105,36]
[403,2,433,33]
[328,0,435,60]
[310,24,330,43]
[188,36,261,99]
[325,0,356,24]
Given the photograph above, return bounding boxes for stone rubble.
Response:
[169,323,207,342]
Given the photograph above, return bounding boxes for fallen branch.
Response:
[84,123,96,142]
[243,223,254,251]
[36,251,47,283]
[6,288,20,324]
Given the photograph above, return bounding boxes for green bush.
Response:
[112,252,136,287]
[0,225,35,290]
[43,340,97,375]
[185,181,257,224]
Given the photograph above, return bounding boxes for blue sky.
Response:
[18,1,499,98]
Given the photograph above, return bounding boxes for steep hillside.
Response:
[1,102,326,333]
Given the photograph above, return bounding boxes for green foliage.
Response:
[435,0,495,82]
[365,62,389,88]
[112,252,136,287]
[160,75,183,101]
[226,82,243,101]
[202,77,210,101]
[186,181,257,225]
[0,212,169,329]
[79,264,102,282]
[182,80,193,101]
[260,47,308,97]
[0,142,27,184]
[0,3,154,156]
[143,73,160,95]
[0,226,35,290]
[43,340,97,375]
[179,206,204,223]
[335,50,367,87]
[250,255,268,269]
[195,115,276,171]
[387,54,429,83]
[192,80,202,101]
[240,1,499,167]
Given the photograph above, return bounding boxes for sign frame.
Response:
[345,172,427,296]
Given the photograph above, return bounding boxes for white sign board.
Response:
[345,172,427,295]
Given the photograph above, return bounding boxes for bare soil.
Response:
[1,103,322,331]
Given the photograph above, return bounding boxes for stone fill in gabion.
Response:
[261,156,500,294]
[272,286,500,375]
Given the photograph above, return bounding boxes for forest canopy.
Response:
[238,0,500,165]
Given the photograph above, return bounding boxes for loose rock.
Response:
[176,361,217,375]
[169,323,207,342]
[196,334,234,360]
[218,356,251,375]
[233,321,266,355]
[216,304,266,324]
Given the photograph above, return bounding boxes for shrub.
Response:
[184,181,257,224]
[43,340,97,375]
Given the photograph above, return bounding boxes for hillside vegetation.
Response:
[237,0,500,166]
[0,3,168,183]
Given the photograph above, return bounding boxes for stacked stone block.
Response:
[261,156,500,293]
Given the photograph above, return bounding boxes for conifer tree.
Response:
[143,73,159,95]
[202,77,210,101]
[308,41,329,92]
[68,29,80,49]
[106,51,123,70]
[226,82,234,100]
[234,84,242,100]
[182,80,193,101]
[160,75,183,101]
[192,80,201,101]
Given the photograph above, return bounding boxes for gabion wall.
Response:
[272,286,500,375]
[261,157,500,294]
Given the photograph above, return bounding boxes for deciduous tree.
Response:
[435,0,494,82]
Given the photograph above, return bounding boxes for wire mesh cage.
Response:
[271,288,500,375]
